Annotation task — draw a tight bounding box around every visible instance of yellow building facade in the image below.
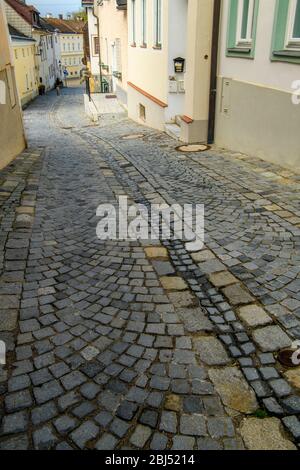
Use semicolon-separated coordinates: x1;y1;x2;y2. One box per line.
45;18;85;81
0;0;26;169
10;29;38;107
59;33;84;78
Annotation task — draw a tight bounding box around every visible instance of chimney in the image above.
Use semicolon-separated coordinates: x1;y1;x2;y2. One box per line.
46;13;53;18
58;14;63;20
67;14;71;20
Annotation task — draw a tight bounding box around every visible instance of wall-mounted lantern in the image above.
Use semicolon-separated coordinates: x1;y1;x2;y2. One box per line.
173;57;185;73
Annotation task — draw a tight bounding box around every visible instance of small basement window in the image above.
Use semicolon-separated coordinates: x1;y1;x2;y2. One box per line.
139;103;146;121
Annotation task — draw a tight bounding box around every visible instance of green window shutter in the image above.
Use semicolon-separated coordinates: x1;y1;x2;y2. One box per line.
271;0;300;63
293;0;300;38
227;0;239;50
226;0;259;59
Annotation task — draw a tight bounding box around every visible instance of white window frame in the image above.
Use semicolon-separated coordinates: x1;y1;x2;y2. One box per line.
153;0;162;48
92;36;99;56
286;0;300;48
131;0;136;45
141;0;147;45
6;67;16;108
236;0;255;46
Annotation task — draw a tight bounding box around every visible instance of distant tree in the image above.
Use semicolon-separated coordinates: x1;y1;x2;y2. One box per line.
69;9;87;22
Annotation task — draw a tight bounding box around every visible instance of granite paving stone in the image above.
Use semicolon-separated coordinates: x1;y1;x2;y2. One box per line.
252;326;292;352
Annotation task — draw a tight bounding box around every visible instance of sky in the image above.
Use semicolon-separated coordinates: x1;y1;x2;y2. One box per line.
33;0;82;17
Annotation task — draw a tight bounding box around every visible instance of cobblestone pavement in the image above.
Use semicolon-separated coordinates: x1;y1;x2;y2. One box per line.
0;87;300;450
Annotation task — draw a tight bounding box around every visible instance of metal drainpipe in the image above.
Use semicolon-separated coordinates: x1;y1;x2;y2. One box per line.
92;4;103;93
207;0;221;145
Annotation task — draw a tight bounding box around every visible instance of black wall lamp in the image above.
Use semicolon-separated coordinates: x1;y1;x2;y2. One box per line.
173;57;185;73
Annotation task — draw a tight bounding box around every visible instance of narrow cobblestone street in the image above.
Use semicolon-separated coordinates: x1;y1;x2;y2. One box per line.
0;87;300;450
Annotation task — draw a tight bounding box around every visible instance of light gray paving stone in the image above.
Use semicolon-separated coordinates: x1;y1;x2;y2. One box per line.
1;411;28;435
33;425;58;450
130;424;152;448
172;436;196;450
70;421;99;449
95;433;118;450
180;414;207;436
194;336;230;365
253;326;292;352
159;411;177;433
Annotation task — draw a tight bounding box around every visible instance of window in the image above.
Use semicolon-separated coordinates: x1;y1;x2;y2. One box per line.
236;0;255;45
272;0;300;63
141;0;147;46
115;38;122;74
153;0;162;48
287;0;300;47
6;67;16;108
131;0;136;45
139;103;146;121
93;36;99;55
14;50;18;59
226;0;259;58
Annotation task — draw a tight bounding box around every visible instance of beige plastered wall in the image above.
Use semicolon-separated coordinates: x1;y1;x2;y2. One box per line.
0;0;26;170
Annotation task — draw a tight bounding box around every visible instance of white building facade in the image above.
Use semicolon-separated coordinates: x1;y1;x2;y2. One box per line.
127;0;300;170
34;25;60;90
95;0;128;104
215;0;300;170
127;0;214;143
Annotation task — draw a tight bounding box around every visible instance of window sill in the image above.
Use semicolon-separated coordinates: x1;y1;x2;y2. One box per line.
153;44;162;50
227;47;251;53
226;47;254;59
273;49;300;58
140;44;147;48
130;43;136;48
271;49;300;64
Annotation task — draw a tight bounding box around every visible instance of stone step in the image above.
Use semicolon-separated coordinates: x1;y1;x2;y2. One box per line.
164;123;181;141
